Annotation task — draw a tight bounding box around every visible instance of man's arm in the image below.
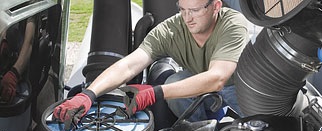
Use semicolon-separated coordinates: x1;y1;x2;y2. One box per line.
87;48;154;97
13;20;35;75
162;60;237;99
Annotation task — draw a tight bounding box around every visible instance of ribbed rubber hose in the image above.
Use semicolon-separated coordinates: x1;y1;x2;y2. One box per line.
236;4;322;116
235;28;320;116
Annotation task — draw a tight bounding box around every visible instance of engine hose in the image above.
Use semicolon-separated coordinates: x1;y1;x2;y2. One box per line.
235;28;320;117
133;13;154;52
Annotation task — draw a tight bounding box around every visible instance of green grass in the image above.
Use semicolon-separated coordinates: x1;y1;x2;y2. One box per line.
132;0;143;7
68;0;93;42
68;0;142;42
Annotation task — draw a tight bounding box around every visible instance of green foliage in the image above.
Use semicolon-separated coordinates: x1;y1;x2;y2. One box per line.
132;0;143;7
68;0;93;42
68;0;142;42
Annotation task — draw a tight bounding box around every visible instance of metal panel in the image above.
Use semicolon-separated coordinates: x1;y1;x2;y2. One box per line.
0;0;55;36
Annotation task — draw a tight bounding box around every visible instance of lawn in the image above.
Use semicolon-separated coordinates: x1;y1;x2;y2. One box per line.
69;0;142;42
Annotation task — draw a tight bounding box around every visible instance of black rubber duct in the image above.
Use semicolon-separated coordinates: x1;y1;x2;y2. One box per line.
235;4;322;116
147;58;180;130
132;12;154;52
140;1;179;130
83;0;131;82
280;1;322;47
143;0;178;29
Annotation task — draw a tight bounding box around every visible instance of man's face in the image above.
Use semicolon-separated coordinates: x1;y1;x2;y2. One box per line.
178;0;216;34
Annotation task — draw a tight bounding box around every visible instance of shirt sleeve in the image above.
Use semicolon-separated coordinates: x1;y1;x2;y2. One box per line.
138;16;179;60
211;10;249;63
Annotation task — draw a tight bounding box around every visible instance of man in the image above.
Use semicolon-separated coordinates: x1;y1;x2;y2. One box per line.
54;0;248;128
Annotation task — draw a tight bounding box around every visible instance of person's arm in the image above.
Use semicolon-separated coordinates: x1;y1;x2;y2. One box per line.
87;48;154;97
162;60;237;99
53;48;154;129
12;20;35;75
0;19;36;103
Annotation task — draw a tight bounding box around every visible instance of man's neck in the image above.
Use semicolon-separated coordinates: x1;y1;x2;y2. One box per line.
192;33;211;47
192;20;217;47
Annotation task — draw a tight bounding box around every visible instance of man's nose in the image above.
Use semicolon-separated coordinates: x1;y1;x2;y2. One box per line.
183;10;193;21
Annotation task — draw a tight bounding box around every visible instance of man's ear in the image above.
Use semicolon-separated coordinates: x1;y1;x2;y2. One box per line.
213;0;223;12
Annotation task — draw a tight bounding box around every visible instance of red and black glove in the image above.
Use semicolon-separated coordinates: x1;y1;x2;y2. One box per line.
0;67;20;103
53;89;96;130
120;84;164;116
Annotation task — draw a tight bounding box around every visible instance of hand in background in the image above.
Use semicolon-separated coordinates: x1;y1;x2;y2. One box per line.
0;67;19;103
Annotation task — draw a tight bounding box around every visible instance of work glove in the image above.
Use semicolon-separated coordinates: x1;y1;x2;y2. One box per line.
120;84;164;116
0;67;20;103
53;89;96;130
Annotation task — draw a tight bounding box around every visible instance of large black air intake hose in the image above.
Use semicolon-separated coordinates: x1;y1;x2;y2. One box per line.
284;0;322;45
236;2;322;117
83;0;131;82
236;28;320;116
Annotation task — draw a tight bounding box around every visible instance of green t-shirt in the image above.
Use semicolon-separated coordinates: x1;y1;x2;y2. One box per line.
139;7;248;84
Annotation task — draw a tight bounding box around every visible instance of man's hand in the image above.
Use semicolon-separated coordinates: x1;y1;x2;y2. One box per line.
0;67;19;103
120;84;164;116
53;90;96;130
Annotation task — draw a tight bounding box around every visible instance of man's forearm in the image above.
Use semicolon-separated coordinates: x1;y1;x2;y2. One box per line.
162;60;236;99
87;48;153;97
162;71;226;99
13;21;35;75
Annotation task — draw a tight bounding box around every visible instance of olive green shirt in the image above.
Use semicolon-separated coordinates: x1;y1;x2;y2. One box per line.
139;7;249;85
